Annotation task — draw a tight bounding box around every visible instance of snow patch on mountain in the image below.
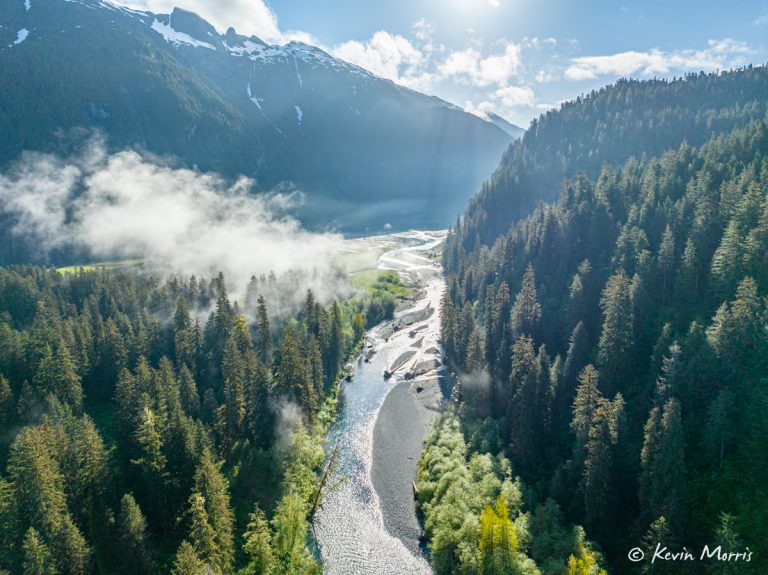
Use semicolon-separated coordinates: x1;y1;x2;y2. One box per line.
295;105;303;125
293;57;303;88
10;28;29;47
151;19;215;50
246;82;263;110
24;0;31;11
225;39;264;57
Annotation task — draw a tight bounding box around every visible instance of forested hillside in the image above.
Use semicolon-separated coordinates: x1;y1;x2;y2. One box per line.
462;66;768;246
429;68;768;574
0;266;402;574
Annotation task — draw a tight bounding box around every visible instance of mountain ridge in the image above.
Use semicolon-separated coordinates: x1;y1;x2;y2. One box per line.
0;0;519;238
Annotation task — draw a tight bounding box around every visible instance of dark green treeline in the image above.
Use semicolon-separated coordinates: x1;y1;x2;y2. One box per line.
0;267;402;574
429;67;768;574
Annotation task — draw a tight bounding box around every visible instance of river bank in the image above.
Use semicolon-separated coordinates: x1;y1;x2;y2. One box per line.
313;230;450;574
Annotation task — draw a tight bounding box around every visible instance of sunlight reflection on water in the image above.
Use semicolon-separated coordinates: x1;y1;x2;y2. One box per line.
313;232;442;575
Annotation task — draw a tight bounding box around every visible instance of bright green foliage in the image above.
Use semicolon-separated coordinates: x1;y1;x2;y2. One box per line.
478;495;520;575
242;505;275;575
275;325;318;417
131;406;168;496
171;540;208;575
270;493;315;574
21;527;56;575
566;546;607;575
418;413;539;575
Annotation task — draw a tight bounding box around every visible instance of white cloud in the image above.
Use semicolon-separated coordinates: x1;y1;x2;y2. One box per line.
494;85;535;108
332;25;530;121
463;99;494;119
412;18;433;42
464;84;535;121
116;0;311;43
438;41;521;88
489;0;501;6
535;69;555;82
565;38;752;80
524;36;558;50
333;31;436;91
333;32;524;95
755;13;768;26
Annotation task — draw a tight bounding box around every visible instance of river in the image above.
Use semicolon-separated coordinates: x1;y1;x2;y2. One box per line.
313;230;450;575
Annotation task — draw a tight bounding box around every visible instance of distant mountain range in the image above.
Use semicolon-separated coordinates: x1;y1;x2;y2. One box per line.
0;0;522;232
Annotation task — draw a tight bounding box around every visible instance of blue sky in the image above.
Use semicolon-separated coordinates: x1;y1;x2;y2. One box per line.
125;0;768;127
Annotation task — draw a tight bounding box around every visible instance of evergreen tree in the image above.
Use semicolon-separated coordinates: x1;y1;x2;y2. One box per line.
641;517;676;575
561;322;590;412
710;219;743;298
171;541;207;575
510;264;542;339
596;270;634;392
178;364;200;417
242;505;275;575
22;527;56;575
325;300;344;383
570;365;602;451
657;224;676;303
0;475;17;572
117;494;154;574
131;406;168;510
466;329;485;373
193;450;235;572
270;492;315;573
219;336;246;450
8;423;90;575
276;326;317;416
582;394;624;540
711;513;744;575
32;344;83;413
173;298;199;371
0;373;14;429
186;492;221;573
640;398;686;534
245;356;273;447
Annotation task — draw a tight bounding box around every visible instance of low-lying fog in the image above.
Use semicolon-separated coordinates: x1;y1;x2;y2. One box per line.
0;138;353;309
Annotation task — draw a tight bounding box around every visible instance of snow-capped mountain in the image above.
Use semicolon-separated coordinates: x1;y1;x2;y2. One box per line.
0;0;516;231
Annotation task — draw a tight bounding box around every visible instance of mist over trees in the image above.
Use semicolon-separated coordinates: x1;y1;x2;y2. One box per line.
430;66;768;574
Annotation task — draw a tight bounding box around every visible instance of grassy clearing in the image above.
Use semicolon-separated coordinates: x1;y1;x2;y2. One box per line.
351;268;410;298
56;259;144;274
